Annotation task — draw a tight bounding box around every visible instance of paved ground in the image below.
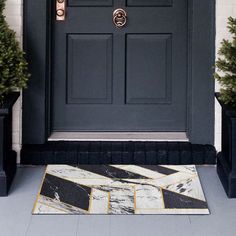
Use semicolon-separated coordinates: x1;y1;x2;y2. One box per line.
0;166;236;236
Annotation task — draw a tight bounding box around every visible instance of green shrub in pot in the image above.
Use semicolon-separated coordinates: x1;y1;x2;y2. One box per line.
215;17;236;198
0;0;30;196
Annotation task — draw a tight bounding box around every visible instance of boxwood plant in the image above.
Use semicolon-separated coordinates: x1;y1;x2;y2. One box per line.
0;0;30;104
215;17;236;107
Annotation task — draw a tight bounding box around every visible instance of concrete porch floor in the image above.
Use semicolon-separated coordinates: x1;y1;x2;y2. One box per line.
0;166;236;236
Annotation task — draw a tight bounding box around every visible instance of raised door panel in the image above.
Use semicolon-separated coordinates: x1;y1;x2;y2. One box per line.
68;0;113;6
127;0;172;7
126;34;172;104
67;34;113;104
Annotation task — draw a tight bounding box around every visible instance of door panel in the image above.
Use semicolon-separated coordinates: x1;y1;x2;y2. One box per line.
126;34;171;104
126;0;172;7
68;0;113;6
67;34;112;104
52;0;188;131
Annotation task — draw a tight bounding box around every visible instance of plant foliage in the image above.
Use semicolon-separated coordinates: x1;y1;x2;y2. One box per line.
215;17;236;107
0;0;30;104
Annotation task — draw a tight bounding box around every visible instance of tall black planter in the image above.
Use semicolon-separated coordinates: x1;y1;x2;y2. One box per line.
0;92;20;196
216;94;236;198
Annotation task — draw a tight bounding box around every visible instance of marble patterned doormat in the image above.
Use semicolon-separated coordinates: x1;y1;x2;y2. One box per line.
33;165;209;215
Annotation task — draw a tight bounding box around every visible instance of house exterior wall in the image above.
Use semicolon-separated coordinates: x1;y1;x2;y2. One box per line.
4;0;23;162
3;0;236;162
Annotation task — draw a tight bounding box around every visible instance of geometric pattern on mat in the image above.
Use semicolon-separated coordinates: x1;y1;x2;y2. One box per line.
33;165;209;215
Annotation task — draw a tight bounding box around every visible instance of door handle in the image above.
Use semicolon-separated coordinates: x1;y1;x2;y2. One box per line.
113;9;127;28
56;0;66;21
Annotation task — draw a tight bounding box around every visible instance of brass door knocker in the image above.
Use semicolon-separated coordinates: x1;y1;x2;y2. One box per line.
113;9;127;28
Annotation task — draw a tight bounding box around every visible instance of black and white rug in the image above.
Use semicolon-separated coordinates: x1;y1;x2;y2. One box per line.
33;165;209;215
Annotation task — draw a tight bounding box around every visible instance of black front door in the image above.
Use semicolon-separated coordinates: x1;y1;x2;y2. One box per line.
52;0;188;132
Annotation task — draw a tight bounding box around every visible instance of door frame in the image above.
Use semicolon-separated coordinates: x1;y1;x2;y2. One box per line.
22;0;215;145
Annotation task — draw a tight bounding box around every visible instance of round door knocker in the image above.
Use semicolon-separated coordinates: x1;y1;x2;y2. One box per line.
113;9;127;28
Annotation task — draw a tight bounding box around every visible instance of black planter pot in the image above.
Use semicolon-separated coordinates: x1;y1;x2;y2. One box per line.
216;93;236;198
0;92;20;196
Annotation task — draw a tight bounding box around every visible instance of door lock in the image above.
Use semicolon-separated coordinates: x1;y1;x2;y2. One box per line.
56;0;66;21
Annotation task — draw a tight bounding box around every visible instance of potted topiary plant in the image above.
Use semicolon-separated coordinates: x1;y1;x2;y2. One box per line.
215;17;236;198
0;0;30;196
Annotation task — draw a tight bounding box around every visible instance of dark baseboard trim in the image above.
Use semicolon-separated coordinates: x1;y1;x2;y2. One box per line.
217;152;236;198
21;141;216;165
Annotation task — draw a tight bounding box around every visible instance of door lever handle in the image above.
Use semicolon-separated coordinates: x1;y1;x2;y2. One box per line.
56;0;66;21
